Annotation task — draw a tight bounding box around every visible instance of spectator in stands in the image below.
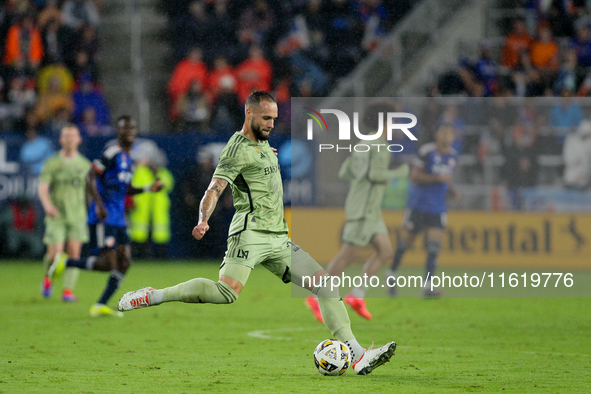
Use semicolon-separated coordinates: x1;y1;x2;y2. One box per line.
38;0;62;30
501;120;539;210
41;18;70;65
554;48;586;95
356;0;389;51
324;0;363;77
563;119;591;189
20;127;54;175
473;40;498;96
47;107;71;136
176;80;210;131
209;1;236;61
530;24;560;73
168;47;208;118
548;89;583;141
513;50;546;97
70;50;99;83
34;75;74;124
77;106;111;136
289;52;329;96
569;20;591;67
209;77;241;132
37;60;74;94
236;45;272;103
61;0;100;30
7;76;36;117
72;26;99;63
172;1;212;61
501;18;533;69
457;62;486;97
3;13;44;74
239;0;275;48
207;55;237;101
0;196;44;258
72;73;109;125
545;0;575;37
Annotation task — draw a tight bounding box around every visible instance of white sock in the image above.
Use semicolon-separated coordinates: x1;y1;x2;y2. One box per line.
351;286;366;298
345;338;365;363
150;289;164;305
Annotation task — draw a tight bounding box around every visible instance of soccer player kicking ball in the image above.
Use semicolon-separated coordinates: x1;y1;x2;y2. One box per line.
48;116;163;317
118;91;396;375
306;101;409;321
39;125;91;302
386;123;459;297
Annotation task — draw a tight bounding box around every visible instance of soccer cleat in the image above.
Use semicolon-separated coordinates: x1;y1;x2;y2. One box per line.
344;293;372;320
305;296;324;323
352;341;397;375
47;252;68;281
62;289;78;302
90;303;124;317
422;280;442;298
41;275;52;298
117;287;156;311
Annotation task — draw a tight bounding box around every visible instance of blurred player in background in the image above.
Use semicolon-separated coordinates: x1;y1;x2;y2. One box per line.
118;91;397;375
48;116;163;316
306;101;409;322
386;123;459;297
39;125;91;302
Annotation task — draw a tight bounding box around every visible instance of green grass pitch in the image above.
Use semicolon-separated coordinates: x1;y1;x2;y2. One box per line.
1;261;590;393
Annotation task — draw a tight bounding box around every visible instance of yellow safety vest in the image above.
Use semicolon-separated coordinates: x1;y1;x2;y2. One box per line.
129;165;174;244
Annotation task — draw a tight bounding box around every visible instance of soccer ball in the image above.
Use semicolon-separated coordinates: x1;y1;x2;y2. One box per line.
313;339;351;376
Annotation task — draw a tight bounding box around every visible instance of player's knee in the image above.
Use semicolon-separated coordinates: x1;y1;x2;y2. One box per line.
426;239;442;255
118;256;132;273
379;245;394;262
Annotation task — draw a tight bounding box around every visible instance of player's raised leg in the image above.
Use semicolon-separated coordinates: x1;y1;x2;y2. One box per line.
306;242;358;323
291;244;396;375
118;265;245;310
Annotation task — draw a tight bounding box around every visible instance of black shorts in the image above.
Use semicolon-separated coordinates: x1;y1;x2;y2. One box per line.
88;223;130;255
403;209;446;235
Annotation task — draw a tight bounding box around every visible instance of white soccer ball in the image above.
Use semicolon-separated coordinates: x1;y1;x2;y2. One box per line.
313;339;351;376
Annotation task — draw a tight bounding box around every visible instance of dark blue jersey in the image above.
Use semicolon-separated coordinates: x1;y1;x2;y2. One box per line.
88;144;134;227
407;143;457;214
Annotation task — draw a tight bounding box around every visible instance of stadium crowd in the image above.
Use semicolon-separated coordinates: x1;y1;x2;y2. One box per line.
162;0;417;131
0;0;109;136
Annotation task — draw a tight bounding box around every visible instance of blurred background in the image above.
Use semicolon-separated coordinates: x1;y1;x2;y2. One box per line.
1;0;591;265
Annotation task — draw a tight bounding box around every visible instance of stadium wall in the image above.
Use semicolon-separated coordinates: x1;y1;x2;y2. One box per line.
289;208;591;269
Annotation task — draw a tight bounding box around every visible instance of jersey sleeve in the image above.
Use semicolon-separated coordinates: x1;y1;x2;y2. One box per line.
92;150;117;175
213;146;249;184
38;156;54;184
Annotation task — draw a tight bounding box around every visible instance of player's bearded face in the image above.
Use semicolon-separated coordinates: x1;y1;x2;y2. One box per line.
250;101;277;141
251;118;270;141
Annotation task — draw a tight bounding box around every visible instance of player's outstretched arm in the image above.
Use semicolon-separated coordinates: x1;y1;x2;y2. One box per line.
86;166;107;220
192;177;228;240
